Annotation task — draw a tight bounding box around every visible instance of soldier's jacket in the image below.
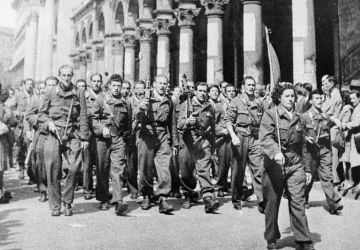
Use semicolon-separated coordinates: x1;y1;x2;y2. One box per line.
260;105;305;164
39;84;89;140
224;94;263;136
322;87;342;118
26;95;48;134
178;96;215;137
0;103;16;130
301;107;332;145
209;98;227;137
85;89;102;134
91;92;131;137
134;89;179;147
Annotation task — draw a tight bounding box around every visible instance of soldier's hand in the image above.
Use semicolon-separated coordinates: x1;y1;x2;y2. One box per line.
221;128;229;135
48;122;57;133
26;131;33;141
305;136;315;144
172;147;178;156
139;99;149;110
187;116;197;125
231;135;241;146
81;141;89;150
102;127;110;138
305;173;312;185
274;152;285;166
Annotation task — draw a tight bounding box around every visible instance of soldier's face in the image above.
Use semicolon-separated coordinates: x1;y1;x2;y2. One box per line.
59;68;73;87
196;85;208;102
209;87;219;101
121;83;131;97
220;82;228;94
154;77;167;95
38;83;46;96
24;80;34;93
91;75;102;92
311;94;323;109
109;80;122;97
226;87;236;99
187;82;195;92
350;93;360;107
134;83;145;98
280;89;296;110
77;81;86;89
243;79;256;96
46;79;58;88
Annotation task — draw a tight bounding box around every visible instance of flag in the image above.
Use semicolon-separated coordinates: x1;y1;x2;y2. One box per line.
265;26;281;91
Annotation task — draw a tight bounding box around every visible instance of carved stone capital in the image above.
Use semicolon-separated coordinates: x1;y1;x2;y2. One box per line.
137;27;154;42
123;33;137;48
174;8;201;27
112;39;124;54
201;0;229;16
154;19;176;36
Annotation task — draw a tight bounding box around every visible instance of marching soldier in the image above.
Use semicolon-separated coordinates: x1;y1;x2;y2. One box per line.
178;82;220;213
302;89;343;214
135;75;178;214
224;76;264;211
39;65;89;216
91;75;130;215
260;83;314;250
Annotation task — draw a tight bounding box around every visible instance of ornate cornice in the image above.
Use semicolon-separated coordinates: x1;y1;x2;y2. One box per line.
201;0;229;16
174;8;201;27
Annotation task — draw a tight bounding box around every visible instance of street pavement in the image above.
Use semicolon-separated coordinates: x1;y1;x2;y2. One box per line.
1;168;360;250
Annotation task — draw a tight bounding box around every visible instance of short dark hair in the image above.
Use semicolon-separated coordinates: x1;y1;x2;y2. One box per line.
122;80;131;87
303;82;313;93
109;74;123;83
24;78;35;85
134;80;146;88
76;79;87;88
58;65;73;75
271;83;297;106
242;76;256;85
341;90;351;106
220;81;228;88
44;76;59;85
225;84;236;91
309;89;323;99
196;82;208;91
90;73;103;81
209;85;220;92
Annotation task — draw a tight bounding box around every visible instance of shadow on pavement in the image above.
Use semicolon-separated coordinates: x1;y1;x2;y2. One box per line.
0;208;25;248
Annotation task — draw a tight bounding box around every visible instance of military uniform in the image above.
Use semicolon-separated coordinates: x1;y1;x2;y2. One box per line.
134;90;178;199
91;92;130;205
260;105;312;245
177;96;215;199
302;107;342;211
39;84;88;214
223;94;264;205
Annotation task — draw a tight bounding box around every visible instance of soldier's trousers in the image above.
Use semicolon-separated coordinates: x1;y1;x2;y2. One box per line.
231;133;263;203
15;127;35;181
44;134;82;210
96;135;127;203
127;139;138;195
137;130;172;197
216;137;233;191
180;135;214;198
262;154;312;243
81;135;96;195
304;144;341;209
34;133;47;192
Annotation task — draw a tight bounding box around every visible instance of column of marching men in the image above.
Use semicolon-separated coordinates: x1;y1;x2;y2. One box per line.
4;64;360;250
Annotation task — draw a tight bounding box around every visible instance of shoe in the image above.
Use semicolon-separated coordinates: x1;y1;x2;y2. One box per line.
173;190;182;199
115;202;128;216
141;196;151;210
190;191;199;202
305;200;310;209
233;201;242;210
182;198;192;209
130;193;138;200
258;202;265;214
18;170;24;180
39;192;48;202
64;203;73;216
150;195;160;204
34;187;40;193
51;209;61;216
217;189;225;198
159;198;173;214
84;194;92;200
204;197;220;213
298;242;315;250
0;196;10;204
3;191;12;199
267;242;278;249
329;202;344;215
100;202;110;211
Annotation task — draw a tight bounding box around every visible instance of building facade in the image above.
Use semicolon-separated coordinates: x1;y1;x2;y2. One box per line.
0;26;14;86
10;0;360;88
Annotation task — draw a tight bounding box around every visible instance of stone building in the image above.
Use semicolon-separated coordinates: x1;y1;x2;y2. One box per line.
10;0;360;88
0;26;14;85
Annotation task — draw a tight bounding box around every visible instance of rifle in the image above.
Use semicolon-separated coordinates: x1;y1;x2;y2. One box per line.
24;129;35;167
52;125;71;166
193;125;212;145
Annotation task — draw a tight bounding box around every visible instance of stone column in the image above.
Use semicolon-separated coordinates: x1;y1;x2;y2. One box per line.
104;35;114;75
243;0;263;85
78;52;87;80
24;11;38;79
155;19;174;76
123;27;137;82
41;0;55;79
137;24;154;81
175;7;200;81
71;53;80;82
112;37;125;77
85;47;92;81
91;42;98;74
201;0;229;85
292;0;317;88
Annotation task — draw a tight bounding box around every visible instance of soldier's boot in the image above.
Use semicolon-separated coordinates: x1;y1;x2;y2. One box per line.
182;192;192;209
204;197;220;213
159;197;173;214
63;203;73;216
298;242;315;250
51;209;61;217
217;188;225;197
329;199;344;215
233;200;242;210
18;166;25;180
141;196;151;210
267;242;278;250
115;201;128;216
39;192;48;202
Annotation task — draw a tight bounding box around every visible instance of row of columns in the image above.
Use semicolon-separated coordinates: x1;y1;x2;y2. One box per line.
71;0;317;87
